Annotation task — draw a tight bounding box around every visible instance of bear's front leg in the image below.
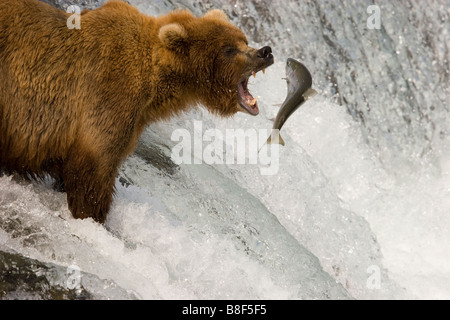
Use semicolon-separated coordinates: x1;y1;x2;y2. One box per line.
63;151;117;224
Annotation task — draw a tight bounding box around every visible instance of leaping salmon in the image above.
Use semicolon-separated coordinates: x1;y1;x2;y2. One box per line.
266;58;317;146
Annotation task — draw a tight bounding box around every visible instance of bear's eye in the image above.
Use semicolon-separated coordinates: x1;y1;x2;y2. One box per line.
223;46;239;57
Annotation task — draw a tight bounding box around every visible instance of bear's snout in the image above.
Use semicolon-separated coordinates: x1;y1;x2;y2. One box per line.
254;46;274;69
257;46;273;60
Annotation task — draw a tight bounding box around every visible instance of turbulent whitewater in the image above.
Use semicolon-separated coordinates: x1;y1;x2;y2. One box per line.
1;0;449;299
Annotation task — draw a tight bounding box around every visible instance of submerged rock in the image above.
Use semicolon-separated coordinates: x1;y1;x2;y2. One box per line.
0;250;137;300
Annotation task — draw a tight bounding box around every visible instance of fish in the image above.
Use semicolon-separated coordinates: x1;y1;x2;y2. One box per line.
266;58;318;146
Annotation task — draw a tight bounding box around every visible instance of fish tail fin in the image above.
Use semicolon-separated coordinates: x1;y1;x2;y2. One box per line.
266;130;285;146
303;88;318;100
278;133;286;146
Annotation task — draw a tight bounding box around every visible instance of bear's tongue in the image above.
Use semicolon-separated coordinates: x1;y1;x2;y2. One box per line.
238;78;259;116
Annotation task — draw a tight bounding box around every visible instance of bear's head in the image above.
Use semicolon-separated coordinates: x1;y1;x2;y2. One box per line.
158;9;274;117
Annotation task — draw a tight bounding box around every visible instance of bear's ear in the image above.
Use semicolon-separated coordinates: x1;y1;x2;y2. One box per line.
203;9;229;22
159;23;189;53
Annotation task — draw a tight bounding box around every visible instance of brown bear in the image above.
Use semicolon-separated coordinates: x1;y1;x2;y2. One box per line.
0;0;274;223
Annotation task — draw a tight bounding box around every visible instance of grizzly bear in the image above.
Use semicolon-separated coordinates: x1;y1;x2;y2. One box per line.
0;0;274;223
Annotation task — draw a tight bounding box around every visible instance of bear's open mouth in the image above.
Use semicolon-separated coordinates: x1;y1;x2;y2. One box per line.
237;75;260;116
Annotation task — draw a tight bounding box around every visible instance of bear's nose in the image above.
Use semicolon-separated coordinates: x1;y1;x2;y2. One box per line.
257;46;272;59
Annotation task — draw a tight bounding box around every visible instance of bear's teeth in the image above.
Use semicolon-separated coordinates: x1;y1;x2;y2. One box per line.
252;71;256;78
263;69;266;75
248;97;258;106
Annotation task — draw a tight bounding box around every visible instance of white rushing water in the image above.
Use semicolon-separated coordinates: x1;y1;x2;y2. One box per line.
1;0;449;299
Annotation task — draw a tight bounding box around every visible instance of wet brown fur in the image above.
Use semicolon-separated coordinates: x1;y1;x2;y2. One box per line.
0;0;268;223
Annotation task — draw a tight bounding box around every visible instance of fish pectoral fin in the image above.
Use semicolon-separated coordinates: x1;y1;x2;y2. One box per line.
302;88;318;100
